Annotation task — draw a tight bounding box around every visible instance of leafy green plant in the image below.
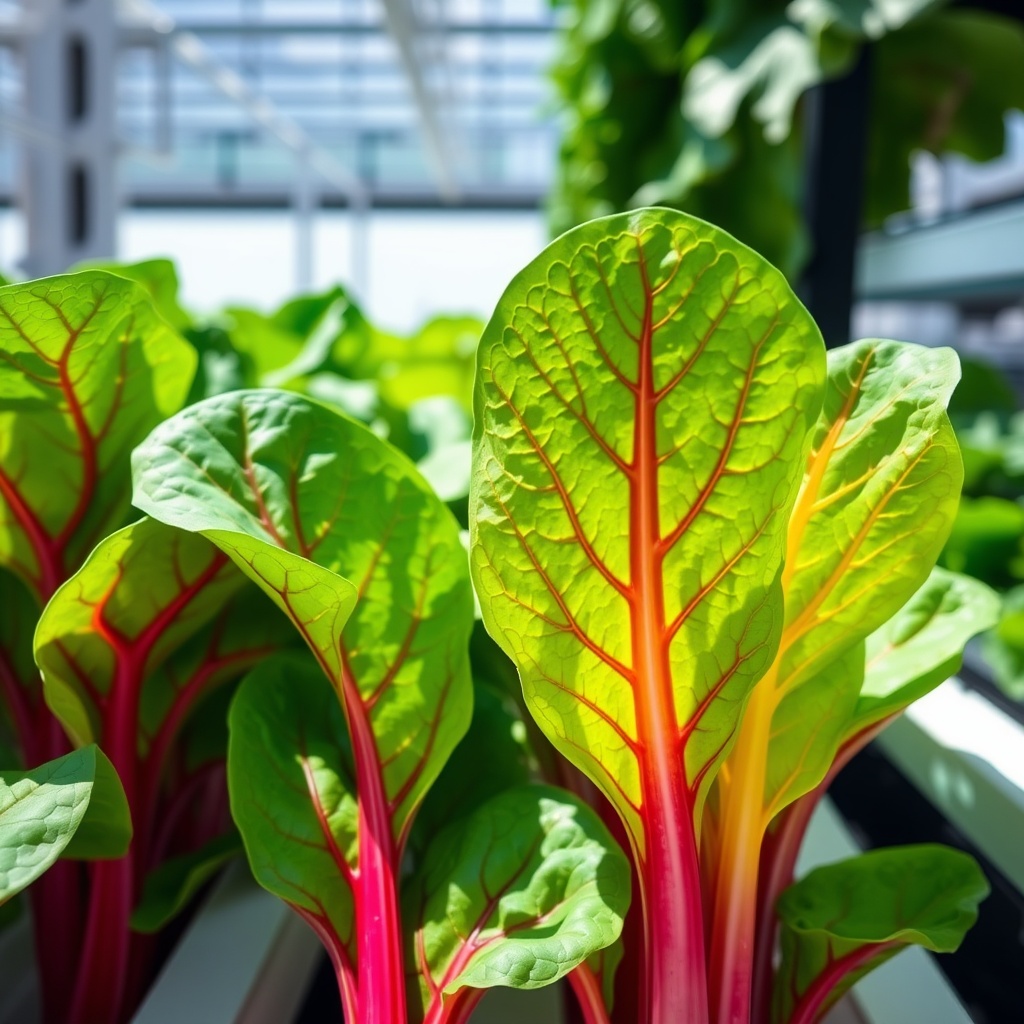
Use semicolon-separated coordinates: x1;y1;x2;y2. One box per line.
0;270;296;1024
471;208;993;1022
0;209;999;1024
130;390;632;1024
551;0;1024;278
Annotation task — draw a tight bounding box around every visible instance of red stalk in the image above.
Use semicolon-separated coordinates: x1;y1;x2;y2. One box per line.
342;665;406;1024
785;943;894;1024
424;988;486;1024
630;242;709;1023
569;963;613;1024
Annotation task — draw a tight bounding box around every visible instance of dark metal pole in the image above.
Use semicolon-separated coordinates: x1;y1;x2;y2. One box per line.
799;46;873;348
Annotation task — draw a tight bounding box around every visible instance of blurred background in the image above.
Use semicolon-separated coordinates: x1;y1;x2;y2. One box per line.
1;4;1023;1020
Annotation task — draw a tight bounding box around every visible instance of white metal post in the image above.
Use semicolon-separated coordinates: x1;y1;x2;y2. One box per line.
20;0;118;277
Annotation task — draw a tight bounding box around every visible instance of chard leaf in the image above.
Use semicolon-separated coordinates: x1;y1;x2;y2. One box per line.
133;389;474;844
131;831;241;933
406;785;630;1019
228;656;359;982
34;517;289;857
749;340;963;821
855;568;1000;736
471;206;823;851
0;272;195;600
778;340;962;692
773;845;988;1024
0;747;94;904
62;746;132;860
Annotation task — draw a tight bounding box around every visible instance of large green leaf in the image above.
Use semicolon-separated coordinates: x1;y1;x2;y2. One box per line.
77;258;193;333
0;747;95;905
773;845;987;1024
228;656;359;1002
133;389;474;845
0;271;195;600
472;208;822;1016
472;207;822;847
405;785;631;1022
35;519;243;753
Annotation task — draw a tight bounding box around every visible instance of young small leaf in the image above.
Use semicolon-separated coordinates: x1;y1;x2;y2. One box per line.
406;785;631;1022
774;845;988;1024
0;272;195;600
0;747;95;904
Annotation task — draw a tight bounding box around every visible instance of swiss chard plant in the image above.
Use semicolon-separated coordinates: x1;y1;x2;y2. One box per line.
0;271;297;1024
130;388;632;1024
470;207;994;1023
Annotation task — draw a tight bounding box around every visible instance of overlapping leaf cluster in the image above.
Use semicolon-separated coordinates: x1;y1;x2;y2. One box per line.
550;0;1024;278
0;258;631;1024
0;206;1002;1024
471;207;994;1023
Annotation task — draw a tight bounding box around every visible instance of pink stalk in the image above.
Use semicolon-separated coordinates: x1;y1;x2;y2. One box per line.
343;666;406;1024
569;963;613;1024
786;944;895;1024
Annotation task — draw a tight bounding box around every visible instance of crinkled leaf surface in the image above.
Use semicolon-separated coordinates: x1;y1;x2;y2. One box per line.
856;568;1000;734
773;845;988;1024
406;785;630;1018
78;258;193;333
471;208;823;851
0;746;93;904
133;389;473;841
228;656;358;963
0;271;195;599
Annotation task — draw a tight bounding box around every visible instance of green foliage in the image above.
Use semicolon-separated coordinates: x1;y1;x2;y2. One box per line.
550;0;1024;278
0;746;130;906
130;831;241;934
774;845;988;1024
470;207;986;1021
406;786;631;1015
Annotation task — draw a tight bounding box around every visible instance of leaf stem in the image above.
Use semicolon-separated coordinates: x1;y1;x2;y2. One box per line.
568;963;612;1024
342;666;406;1024
709;675;774;1024
786;943;894;1024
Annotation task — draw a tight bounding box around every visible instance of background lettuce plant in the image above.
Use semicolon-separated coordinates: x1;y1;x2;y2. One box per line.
470;207;994;1023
